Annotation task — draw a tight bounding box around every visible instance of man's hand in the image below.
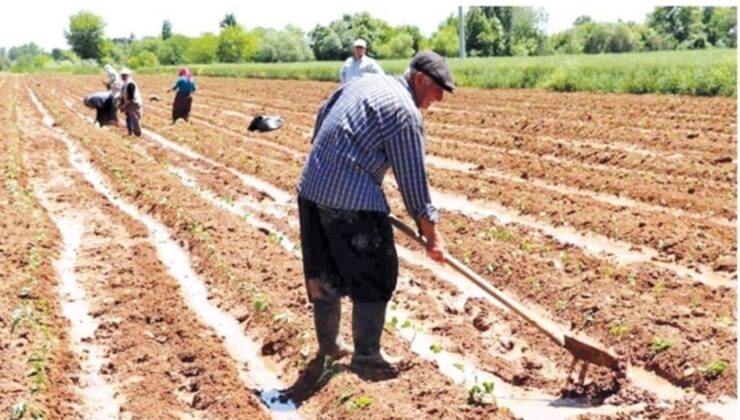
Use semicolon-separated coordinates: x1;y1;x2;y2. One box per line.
419;217;445;263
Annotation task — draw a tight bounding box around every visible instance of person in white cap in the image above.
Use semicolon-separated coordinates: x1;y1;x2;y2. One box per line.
119;68;143;136
339;38;384;85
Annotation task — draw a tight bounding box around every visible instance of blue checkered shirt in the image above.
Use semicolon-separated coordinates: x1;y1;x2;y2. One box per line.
298;74;438;223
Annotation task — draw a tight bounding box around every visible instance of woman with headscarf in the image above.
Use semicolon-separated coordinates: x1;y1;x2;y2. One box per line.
171;67;196;123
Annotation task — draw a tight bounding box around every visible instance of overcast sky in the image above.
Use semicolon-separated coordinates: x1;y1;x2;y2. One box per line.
0;0;734;51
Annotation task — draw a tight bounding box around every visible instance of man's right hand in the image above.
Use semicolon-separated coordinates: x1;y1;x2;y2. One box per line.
419;217;446;263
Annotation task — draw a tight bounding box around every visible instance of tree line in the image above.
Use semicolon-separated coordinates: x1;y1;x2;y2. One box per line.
0;6;735;72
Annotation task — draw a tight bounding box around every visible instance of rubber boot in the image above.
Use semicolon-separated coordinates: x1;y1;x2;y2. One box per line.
350;301;403;370
313;300;352;359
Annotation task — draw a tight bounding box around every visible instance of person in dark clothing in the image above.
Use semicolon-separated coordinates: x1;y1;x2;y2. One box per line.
172;67;196;123
83;91;118;126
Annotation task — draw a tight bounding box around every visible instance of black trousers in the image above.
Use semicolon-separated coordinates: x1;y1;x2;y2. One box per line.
298;196;398;303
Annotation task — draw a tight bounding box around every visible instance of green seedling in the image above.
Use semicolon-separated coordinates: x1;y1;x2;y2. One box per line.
430;343;444;354
463;249;472;264
453;362;465;371
650;336;674;354
351;395;374;409
689;297;700;309
609;322;630;341
627;275;637;287
528;278;542;292
520;241;538;253
555;300;568;311
486;262;498;274
699;360;728;378
253;294;268;313
401;320;412;329
268;231;283;245
468;380;495;406
653;281;666;298
602;265;615;278
10;401;27;420
390;303;398;311
292;243;302;252
273;311;294;324
316;355;341;386
582;308;596;326
384;316;399;331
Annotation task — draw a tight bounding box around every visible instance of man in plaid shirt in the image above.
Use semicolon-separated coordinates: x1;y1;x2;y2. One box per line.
298;51;454;370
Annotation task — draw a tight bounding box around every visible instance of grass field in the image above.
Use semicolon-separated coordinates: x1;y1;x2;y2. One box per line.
138;49;737;96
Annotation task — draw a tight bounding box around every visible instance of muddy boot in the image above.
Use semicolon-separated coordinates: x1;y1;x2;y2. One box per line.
350;301;403;370
314;300;352;359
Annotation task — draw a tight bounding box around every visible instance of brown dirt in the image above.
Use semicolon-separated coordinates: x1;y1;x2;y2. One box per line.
4;73;735;418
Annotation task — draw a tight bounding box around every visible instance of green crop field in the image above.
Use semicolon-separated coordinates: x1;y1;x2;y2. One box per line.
138;49;736;97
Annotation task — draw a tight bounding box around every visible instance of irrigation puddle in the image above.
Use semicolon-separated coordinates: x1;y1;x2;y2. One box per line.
426;154;735;229
37;91;300;419
45;214;120;419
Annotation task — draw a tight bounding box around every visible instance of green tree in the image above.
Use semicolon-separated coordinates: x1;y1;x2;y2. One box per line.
8;43;43;61
184;33;219;63
573;15;593;26
217;25;258;62
466;7;505;56
308;25;344;60
158;35;190;65
127;50;159;68
254;26;314;62
162;20;172;40
704;7;737;47
647;6;705;48
65;10;106;60
220;13;237;28
375;32;414;59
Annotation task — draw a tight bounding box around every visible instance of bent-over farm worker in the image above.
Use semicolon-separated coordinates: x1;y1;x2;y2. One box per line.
339;38;385;85
298;51;454;370
119;68;143;137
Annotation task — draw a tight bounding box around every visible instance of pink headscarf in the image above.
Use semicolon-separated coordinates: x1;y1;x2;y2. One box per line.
178;67;192;80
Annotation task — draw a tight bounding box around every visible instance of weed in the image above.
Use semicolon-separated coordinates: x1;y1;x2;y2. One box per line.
650;336;674;354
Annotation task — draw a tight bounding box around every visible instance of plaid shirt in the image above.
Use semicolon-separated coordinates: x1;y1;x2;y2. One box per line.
298;74;438;223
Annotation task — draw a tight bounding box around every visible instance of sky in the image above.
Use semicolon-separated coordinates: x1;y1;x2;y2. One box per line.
0;0;735;52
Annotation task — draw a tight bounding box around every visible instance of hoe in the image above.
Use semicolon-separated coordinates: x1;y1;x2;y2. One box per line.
389;215;624;383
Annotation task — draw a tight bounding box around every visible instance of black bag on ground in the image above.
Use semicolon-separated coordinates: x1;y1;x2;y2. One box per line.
248;115;284;132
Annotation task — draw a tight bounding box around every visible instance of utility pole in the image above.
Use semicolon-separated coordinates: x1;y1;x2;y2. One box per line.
458;6;466;59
